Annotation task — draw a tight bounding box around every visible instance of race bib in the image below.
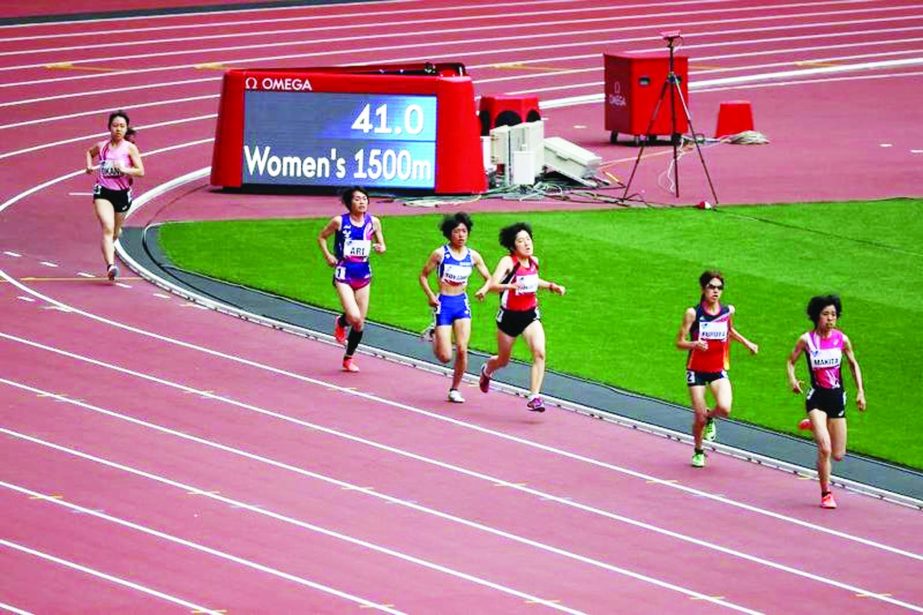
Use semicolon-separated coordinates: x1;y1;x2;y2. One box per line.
698;320;728;340
809;348;842;369
100;160;123;177
516;274;539;294
442;263;472;284
344;238;371;258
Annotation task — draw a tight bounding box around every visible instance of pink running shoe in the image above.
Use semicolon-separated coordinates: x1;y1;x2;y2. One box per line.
334;316;347;346
526;396;546;413
342;357;360;373
820;493;837;509
798;418;812;431
478;364;490;393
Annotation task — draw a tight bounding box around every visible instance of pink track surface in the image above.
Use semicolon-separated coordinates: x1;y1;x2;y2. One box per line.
1;1;921;613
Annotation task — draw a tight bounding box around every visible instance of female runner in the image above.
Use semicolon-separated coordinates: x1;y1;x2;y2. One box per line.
317;187;385;372
418;212;491;403
477;222;566;412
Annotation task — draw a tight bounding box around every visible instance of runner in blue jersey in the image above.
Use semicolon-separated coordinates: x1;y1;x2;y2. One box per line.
317;187;385;372
418;213;491;403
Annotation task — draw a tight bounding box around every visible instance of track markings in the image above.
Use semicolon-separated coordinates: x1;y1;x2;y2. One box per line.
0;384;771;612
1;539;222;614
3;251;21;257
493;62;567;72
44;62;121;72
3;479;407;613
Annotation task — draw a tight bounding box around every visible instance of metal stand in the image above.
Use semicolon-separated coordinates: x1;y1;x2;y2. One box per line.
622;33;719;204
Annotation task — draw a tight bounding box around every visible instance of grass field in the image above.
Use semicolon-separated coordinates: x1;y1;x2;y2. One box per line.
158;198;923;469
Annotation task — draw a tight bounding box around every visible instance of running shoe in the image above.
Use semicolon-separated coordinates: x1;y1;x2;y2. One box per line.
420;324;435;344
106;264;119;281
526;396;546;413
341;357;360;373
691;451;706;468
820;492;837;509
703;418;717;442
798;418;812;431
447;389;465;403
334;316;347;346
478;364;491;393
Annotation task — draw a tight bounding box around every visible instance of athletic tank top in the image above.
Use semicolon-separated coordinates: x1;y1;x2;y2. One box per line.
96;140;132;191
500;257;539;311
687;302;732;372
438;245;473;287
334;213;375;263
804;329;844;390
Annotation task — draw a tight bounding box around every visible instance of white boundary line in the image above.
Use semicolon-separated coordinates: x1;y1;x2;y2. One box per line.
0;482;407;614
2;325;922;574
2;13;920;89
0;1;902;58
0;421;761;613
114;168;923;513
3;376;921;611
0;539;221;613
0;599;32;615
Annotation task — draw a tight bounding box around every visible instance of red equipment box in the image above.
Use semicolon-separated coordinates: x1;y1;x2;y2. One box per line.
604;53;688;144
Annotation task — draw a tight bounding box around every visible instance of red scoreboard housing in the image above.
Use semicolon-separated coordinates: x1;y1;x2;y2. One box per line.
211;63;486;194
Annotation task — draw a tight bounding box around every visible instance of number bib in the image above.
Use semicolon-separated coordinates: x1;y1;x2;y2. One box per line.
516;274;539;294
698;320;728;340
344;238;371;259
441;263;471;285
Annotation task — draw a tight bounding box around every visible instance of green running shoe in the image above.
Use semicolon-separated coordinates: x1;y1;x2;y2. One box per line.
691;451;706;468
703;418;717;442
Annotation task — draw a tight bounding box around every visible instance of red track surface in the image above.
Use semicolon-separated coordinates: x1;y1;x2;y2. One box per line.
1;1;921;613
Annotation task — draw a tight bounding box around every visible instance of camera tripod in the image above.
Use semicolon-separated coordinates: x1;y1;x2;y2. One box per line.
622;32;719;204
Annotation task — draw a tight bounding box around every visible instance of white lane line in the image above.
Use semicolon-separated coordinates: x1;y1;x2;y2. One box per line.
67;192;93;196
76;272;95;278
0;481;405;614
15;296;35;302
0;0;736;42
0;282;920;565
3;251;21;257
0;600;33;615
115;283;132;289
2;12;919;91
0;539;220;613
0;0;894;59
0;466;573;614
0;116;215;161
0;138;213;216
39;262;58;268
0;379;773;611
0;94;217;131
1;361;921;613
3;3;917;72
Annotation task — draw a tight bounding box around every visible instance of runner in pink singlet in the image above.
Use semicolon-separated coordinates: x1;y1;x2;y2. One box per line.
84;110;144;280
786;294;866;509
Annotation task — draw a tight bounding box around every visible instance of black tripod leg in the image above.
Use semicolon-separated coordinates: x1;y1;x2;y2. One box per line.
622;78;671;200
674;86;720;205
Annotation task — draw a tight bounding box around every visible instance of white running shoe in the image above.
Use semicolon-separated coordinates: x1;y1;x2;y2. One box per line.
447;389;465;403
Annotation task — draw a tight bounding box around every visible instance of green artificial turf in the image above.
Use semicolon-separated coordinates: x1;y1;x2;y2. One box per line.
158;198;923;469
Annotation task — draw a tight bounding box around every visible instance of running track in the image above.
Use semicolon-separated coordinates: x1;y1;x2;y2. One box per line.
1;1;921;612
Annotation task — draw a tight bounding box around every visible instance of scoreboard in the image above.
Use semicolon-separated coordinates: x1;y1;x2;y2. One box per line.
211;64;486;194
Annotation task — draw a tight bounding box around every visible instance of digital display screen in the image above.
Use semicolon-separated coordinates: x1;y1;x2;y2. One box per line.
242;91;438;189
